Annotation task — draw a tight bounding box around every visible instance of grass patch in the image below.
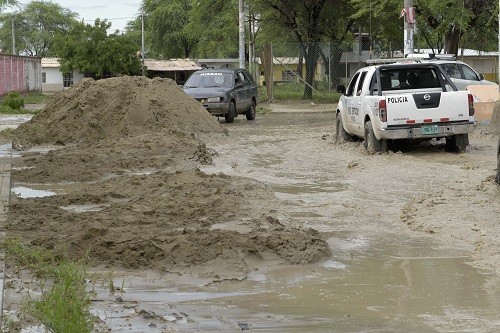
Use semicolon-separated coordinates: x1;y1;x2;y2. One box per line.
0;105;37;114
3;239;95;333
22;92;51;104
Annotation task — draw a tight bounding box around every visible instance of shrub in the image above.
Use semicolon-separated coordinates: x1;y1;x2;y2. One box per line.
1;91;25;110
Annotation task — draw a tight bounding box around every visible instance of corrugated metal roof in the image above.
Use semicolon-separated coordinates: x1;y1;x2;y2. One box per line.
145;59;201;72
41;57;60;68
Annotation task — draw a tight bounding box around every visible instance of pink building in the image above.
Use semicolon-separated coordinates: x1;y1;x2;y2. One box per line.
0;54;42;96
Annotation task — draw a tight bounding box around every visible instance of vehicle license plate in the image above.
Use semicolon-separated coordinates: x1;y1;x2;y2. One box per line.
421;125;438;135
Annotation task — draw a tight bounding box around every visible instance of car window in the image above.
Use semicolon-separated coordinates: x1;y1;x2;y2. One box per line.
442;63;462;79
460;64;479;81
236;72;246;86
379;68;441;90
356;71;367;95
184;72;233;88
346;72;360;96
242;71;256;86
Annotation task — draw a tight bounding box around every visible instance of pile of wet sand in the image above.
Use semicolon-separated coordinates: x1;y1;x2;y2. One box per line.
13;76;225;145
6;76;329;279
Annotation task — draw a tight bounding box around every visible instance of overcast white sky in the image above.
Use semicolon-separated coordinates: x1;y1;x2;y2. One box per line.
19;0;143;32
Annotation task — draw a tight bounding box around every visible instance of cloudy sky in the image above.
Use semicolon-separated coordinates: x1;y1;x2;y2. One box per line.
19;0;143;32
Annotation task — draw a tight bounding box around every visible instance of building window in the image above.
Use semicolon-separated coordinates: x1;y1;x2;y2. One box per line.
42;72;46;83
63;72;73;88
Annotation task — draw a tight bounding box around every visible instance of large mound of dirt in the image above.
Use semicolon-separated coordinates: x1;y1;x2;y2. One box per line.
7;76;330;280
13;76;225;145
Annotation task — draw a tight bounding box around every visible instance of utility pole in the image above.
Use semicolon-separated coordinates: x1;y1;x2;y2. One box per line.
11;16;15;55
403;0;414;56
238;0;245;69
141;10;145;76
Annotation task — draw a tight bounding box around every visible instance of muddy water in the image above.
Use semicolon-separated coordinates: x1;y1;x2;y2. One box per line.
85;112;498;332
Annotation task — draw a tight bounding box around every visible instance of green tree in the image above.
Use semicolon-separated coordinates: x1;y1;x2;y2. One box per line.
252;0;335;99
186;0;239;58
0;1;77;56
54;19;141;79
0;0;17;11
351;0;498;55
141;0;195;58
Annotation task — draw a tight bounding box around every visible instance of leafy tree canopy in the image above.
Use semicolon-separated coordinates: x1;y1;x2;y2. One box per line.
351;0;499;55
0;0;77;56
186;0;239;58
142;0;195;58
54;19;141;79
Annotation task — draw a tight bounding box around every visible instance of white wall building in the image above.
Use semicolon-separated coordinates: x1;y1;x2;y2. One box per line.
41;58;84;92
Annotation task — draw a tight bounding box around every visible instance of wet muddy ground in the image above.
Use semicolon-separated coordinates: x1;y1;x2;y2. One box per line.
5;110;500;332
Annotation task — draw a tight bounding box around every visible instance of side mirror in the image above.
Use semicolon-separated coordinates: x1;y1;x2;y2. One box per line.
479;74;485;81
336;85;346;94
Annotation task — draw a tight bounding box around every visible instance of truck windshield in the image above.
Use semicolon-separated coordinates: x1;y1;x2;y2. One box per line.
379;68;441;91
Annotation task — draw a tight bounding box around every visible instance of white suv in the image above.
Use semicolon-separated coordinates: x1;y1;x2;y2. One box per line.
406;54;496;90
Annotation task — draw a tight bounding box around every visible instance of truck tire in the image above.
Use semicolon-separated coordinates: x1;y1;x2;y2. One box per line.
445;134;469;153
225;102;236;123
336;113;354;143
364;120;383;152
246;101;256;120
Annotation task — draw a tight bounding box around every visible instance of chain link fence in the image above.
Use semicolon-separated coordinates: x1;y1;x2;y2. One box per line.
254;41;497;101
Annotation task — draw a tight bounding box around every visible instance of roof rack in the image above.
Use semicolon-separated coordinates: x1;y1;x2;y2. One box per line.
366;53;457;65
405;53;457;60
366;57;415;64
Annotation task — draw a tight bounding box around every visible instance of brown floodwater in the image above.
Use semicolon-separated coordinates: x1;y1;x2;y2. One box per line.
85;112;499;332
8;112;499;332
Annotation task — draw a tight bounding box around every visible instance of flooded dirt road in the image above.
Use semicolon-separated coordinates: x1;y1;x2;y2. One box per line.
86;111;499;332
4;103;499;332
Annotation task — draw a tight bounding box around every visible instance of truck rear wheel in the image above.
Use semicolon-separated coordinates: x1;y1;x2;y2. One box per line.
364;120;384;152
445;134;469;153
336;113;354;143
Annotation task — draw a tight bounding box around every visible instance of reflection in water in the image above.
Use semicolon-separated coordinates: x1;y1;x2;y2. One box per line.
11;186;56;198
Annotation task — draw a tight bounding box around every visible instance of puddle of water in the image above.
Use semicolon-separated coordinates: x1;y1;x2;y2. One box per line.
11;186;56;198
0;143;11;156
272;181;347;194
83;234;498;332
60;204;106;212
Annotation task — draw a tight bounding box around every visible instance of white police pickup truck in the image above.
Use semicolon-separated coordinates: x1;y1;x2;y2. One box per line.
335;62;476;153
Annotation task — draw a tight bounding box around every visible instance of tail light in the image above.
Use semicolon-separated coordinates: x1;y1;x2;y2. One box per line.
468;93;475;116
379;99;387;122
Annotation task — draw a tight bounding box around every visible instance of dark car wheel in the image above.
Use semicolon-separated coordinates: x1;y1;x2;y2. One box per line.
225;102;236;123
445;134;469;153
246;101;256;120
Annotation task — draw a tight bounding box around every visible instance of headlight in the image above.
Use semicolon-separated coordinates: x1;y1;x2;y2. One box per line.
207;97;222;103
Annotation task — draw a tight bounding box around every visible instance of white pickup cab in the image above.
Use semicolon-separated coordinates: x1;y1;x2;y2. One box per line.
336;63;475;152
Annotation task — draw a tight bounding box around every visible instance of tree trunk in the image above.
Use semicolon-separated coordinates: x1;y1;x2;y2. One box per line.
444;26;461;55
303;42;319;99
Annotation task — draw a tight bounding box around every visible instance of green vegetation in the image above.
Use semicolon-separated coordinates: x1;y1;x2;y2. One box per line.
2;239;95;332
0;91;42;114
23;92;51;104
1;91;24;109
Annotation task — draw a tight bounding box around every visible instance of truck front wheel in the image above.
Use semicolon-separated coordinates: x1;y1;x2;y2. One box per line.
336;113;354;143
364;120;386;153
445;134;469;153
